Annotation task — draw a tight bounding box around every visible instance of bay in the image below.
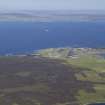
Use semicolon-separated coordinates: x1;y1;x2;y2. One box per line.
0;21;105;55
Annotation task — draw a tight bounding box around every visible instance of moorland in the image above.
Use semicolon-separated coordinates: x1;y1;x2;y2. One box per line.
0;48;105;105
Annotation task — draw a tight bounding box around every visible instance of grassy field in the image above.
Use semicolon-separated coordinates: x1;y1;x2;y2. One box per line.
65;55;105;105
0;48;104;105
37;48;105;105
66;54;105;72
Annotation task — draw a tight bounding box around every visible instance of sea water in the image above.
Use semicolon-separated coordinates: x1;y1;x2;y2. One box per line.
0;21;105;55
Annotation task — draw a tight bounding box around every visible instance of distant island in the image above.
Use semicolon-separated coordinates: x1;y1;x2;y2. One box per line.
0;10;105;21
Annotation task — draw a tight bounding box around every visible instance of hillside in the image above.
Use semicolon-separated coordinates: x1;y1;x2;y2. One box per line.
35;47;105;104
0;48;105;105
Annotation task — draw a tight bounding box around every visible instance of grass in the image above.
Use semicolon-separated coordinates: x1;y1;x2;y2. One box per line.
16;71;32;77
0;48;105;105
12;103;19;105
66;55;105;72
37;48;105;104
37;48;105;72
37;48;70;58
66;55;105;104
77;87;105;105
55;102;75;105
75;71;105;82
0;83;49;93
70;55;105;105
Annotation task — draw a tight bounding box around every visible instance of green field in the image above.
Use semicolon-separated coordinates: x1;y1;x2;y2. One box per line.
37;48;105;105
64;55;105;104
66;55;105;72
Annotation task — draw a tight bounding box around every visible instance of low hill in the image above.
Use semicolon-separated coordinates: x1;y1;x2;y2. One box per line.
0;48;105;105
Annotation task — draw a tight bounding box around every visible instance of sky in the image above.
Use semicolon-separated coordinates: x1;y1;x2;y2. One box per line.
0;0;105;11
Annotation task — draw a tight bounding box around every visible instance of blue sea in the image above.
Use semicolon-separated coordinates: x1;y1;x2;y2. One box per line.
0;21;105;55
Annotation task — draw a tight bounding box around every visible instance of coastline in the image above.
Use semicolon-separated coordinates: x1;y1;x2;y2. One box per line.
1;47;105;57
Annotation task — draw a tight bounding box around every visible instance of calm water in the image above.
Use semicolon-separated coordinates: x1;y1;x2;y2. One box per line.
0;21;105;55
